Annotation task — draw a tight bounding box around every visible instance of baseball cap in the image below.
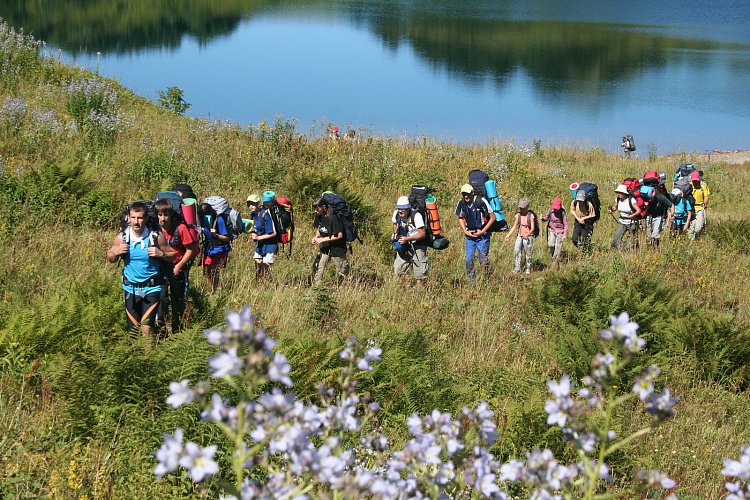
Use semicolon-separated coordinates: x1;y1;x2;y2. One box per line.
671;188;682;196
575;191;587;202
518;197;530;210
396;196;411;209
246;194;261;204
552;198;562;210
460;184;474;194
690;171;700;181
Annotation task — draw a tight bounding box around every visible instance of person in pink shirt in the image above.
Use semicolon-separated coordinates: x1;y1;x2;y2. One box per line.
541;197;568;261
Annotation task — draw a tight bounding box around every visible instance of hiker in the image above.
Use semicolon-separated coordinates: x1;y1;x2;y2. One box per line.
608;184;643;251
155;199;198;333
687;171;710;241
455;184;495;284
392;196;428;288
329;126;341;141
570;191;596;251
199;202;231;292
505;198;536;274
540;197;568;261
107;202;176;343
668;188;692;237
621;135;635;159
311;197;349;286
247;194;277;281
640;186;672;248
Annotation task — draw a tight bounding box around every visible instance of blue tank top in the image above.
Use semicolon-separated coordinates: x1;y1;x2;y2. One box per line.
122;227;162;295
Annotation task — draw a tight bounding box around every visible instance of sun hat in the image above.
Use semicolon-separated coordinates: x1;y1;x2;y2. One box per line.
690;171;701;181
396;196;411;209
671;188;682;196
460;184;474;194
518;197;530;210
575;190;587;202
246;194;261;204
614;184;629;195
552;198;562;210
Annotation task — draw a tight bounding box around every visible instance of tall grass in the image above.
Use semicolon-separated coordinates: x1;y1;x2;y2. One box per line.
1;19;749;498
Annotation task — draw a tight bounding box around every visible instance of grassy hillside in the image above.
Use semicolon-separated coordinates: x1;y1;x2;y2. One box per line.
1;19;750;498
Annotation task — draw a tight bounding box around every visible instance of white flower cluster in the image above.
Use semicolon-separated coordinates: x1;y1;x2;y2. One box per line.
155;308;687;499
723;446;750;499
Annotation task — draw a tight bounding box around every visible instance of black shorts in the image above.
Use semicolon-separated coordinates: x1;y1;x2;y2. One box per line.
124;290;162;332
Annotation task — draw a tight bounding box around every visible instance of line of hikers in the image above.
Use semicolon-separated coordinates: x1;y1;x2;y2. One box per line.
107;164;710;341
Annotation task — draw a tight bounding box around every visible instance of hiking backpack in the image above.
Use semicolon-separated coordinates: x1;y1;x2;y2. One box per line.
627;134;636;151
408;185;450;250
468;170;490;198
675;163;696;181
577;182;601;223
673;178;697;208
321;192;360;249
262;195;295;254
203;196;244;241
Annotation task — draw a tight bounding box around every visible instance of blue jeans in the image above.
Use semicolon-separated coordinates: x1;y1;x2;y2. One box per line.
464;235;491;283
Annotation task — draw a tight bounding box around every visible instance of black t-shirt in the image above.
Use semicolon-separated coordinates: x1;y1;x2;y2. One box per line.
317;214;348;257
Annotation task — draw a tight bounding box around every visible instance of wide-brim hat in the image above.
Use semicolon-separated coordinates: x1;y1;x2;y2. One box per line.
396;196;411;209
614;184;629;195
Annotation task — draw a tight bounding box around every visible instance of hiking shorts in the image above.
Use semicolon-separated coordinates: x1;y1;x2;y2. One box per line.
394;247;429;280
202;253;229;268
254;252;276;265
124;290;161;332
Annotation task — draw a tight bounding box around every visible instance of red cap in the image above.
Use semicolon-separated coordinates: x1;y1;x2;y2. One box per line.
333;126;339;132
690;171;700;181
552;198;562;210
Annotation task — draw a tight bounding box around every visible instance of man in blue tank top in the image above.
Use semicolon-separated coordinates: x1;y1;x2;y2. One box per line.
107;202;176;346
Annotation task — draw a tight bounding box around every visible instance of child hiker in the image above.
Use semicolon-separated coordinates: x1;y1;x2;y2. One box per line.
541;197;568;261
505;197;536;274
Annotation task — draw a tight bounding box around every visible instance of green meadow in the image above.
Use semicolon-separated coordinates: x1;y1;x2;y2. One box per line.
1;19;750;499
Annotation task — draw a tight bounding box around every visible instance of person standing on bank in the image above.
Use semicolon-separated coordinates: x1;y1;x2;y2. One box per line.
311;197;349;286
455;184;495;284
505;197;536;274
107;202;176;345
392;196;428;288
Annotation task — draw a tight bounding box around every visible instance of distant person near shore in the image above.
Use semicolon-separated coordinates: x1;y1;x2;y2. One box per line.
621;135;635;159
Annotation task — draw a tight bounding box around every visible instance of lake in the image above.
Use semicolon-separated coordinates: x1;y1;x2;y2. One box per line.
3;0;749;154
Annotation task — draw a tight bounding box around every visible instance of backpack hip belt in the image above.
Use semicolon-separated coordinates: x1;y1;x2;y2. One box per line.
122;274;166;288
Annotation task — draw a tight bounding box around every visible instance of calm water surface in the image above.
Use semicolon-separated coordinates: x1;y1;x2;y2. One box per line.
4;0;749;153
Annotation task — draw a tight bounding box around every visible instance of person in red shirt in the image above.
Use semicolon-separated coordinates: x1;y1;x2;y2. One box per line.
155;199;198;333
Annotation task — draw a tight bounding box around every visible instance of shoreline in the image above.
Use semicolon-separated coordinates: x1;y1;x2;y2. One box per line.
664;149;750;165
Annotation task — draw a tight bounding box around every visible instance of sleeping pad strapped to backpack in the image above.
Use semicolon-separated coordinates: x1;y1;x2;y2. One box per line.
408;185;449;250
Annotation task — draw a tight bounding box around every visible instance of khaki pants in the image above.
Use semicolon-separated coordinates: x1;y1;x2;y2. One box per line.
313;252;349;286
